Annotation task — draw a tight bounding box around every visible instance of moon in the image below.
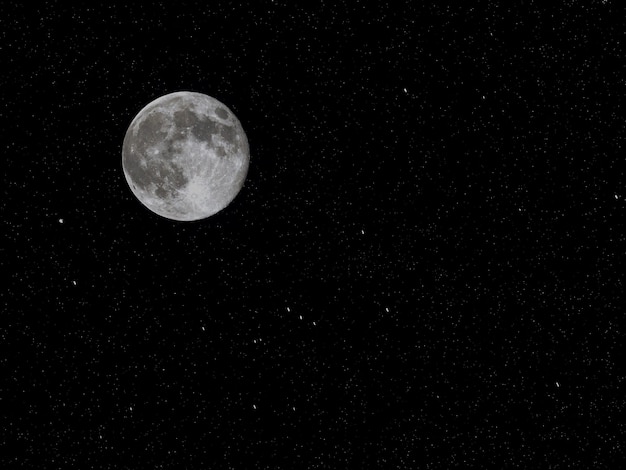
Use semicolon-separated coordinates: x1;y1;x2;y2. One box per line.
122;91;250;221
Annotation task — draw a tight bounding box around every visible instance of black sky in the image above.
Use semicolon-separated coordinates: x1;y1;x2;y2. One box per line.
3;1;626;469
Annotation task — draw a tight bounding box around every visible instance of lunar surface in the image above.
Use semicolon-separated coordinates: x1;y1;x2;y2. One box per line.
122;91;250;221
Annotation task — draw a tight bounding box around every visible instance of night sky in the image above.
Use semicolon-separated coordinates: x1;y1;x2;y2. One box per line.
3;1;626;468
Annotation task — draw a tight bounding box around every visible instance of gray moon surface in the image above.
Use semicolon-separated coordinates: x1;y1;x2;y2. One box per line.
122;91;250;221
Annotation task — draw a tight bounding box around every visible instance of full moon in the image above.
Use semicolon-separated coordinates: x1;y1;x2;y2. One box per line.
122;91;250;221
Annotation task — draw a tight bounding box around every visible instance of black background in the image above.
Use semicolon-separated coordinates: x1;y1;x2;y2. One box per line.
3;1;626;468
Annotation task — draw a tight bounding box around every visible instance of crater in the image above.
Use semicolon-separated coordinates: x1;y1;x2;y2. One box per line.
215;107;229;120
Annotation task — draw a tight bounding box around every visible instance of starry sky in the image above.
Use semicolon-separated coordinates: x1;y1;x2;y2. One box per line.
3;1;626;468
